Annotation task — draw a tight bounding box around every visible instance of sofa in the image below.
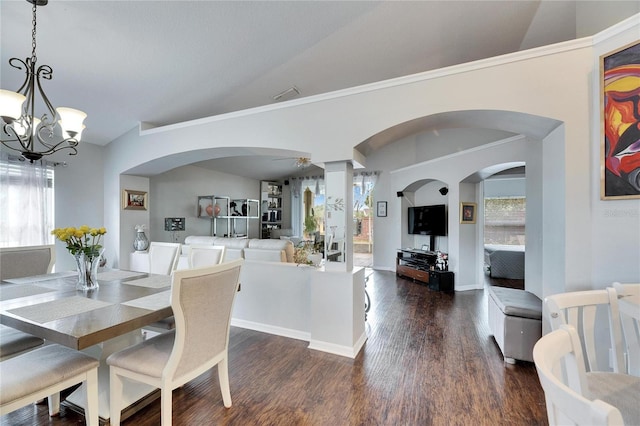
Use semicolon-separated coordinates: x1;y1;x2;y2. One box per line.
176;235;295;269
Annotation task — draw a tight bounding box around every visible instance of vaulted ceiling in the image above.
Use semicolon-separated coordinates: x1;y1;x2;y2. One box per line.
1;1;637;178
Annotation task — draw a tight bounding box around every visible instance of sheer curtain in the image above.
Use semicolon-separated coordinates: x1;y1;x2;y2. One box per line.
0;152;54;247
289;175;324;237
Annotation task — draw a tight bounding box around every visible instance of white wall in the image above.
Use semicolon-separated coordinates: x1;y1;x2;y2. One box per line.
94;17;639;296
53;142;105;271
484;177;526;198
149;165;261;243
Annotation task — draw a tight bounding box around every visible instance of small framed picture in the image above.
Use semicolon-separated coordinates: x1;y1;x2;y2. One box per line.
460;202;476;224
122;189;148;211
376;201;387;217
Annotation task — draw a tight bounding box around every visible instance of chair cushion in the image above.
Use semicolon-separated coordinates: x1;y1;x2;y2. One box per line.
0;344;99;405
107;330;175;378
488;286;542;320
0;325;44;359
587;371;640;426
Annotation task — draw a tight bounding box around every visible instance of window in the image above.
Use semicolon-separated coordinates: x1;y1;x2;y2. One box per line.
0;154;55;247
484;197;525;245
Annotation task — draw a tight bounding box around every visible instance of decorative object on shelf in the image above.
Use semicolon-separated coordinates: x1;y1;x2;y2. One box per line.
435;251;449;271
52;225;106;291
122;189;148;210
133;224;149;252
0;0;87;163
214;203;221;217
205;204;214;216
460;202;476;224
600;40;640;200
376;201;387;217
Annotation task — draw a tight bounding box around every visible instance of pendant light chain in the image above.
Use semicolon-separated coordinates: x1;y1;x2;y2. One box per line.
31;3;37;64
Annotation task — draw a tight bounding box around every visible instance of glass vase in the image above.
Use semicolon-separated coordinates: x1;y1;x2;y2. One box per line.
75;249;104;291
133;230;149;252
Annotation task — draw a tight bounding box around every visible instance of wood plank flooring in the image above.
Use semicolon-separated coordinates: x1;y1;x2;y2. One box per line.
1;270;546;425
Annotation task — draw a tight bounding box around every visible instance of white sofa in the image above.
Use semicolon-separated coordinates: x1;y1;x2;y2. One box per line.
176;235;294;269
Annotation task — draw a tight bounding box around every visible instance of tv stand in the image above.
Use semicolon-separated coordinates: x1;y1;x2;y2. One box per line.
396;249;454;292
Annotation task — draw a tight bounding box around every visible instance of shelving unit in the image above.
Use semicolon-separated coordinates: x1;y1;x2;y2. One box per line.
260;181;283;239
229;198;259;238
197;195;259;238
197;195;230;236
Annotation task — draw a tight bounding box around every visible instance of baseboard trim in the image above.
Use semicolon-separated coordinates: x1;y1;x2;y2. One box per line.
308;331;368;359
231;318;310;342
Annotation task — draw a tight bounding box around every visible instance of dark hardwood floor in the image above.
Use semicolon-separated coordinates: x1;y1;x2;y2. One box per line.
1;270;545;425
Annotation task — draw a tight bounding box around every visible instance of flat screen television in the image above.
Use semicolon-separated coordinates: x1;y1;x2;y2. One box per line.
408;204;447;236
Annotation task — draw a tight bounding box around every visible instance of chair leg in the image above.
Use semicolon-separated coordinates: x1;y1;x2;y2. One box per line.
85;369;99;426
109;369;123;426
218;357;232;408
47;392;60;416
161;387;172;426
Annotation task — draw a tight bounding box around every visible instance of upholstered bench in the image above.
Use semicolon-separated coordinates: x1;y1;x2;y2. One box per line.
487;286;542;364
0;344;99;422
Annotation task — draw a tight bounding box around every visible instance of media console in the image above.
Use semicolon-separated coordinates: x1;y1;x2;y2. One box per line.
396;249;454;292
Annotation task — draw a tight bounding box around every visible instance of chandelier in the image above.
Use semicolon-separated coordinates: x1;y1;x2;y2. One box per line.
0;0;86;163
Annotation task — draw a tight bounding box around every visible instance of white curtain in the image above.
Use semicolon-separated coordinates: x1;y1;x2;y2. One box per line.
0;152;54;247
290;177;303;237
289;175;324;237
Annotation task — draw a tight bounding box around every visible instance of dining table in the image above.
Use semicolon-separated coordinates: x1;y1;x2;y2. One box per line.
0;268;174;423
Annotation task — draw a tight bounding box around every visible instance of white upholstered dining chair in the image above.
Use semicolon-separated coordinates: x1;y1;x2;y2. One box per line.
0;244;55;281
108;259;243;425
533;324;639;425
148;242;181;275
545;288;626;374
612;282;640;377
145;245;227;335
188;245;226;268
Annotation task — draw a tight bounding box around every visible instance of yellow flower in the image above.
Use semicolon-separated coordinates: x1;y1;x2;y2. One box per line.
99;227;107;235
90;228;99;236
79;225;90;233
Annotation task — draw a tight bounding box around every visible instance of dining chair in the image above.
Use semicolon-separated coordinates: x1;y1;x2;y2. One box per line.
545;288;626;374
533;324;639;425
108;259;243;426
144;245;227;336
612;282;640;376
0;344;99;425
0;244;55;281
148;242;181;275
188;245;226;268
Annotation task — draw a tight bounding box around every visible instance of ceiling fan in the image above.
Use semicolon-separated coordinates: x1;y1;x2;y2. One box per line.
272;157;312;168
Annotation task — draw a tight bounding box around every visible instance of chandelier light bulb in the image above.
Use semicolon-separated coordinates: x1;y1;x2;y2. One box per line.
57;107;87;138
0;90;26;122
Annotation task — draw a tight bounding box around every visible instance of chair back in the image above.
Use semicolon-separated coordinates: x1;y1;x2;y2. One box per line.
533;325;624;426
164;259;243;382
0;245;55;281
545;288;625;374
148;242;181;275
612;282;640;376
188;245;226;268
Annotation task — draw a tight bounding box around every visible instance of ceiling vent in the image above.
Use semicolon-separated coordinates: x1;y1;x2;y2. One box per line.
272;86;300;102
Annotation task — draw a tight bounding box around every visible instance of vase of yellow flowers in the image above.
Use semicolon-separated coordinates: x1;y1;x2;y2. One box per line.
52;226;107;291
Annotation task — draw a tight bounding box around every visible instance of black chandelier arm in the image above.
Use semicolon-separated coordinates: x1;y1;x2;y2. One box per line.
8;57;31;94
2;122;78;159
1;123;31;153
34;64;57;123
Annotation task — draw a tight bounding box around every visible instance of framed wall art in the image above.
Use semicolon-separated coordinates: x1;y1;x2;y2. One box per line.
376;201;387;217
122;189;148;210
460;202;476;224
600;40;640;200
